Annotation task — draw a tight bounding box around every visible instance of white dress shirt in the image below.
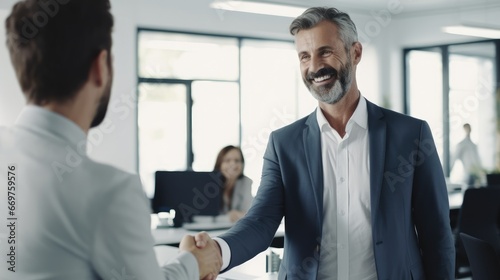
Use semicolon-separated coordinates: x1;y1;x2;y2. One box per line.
0;106;198;280
451;136;482;182
216;97;377;279
316;96;377;280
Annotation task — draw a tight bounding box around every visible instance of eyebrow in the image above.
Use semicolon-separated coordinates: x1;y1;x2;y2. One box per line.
298;45;335;56
317;46;334;52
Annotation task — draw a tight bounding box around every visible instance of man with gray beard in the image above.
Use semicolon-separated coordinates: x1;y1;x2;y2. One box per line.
197;6;455;280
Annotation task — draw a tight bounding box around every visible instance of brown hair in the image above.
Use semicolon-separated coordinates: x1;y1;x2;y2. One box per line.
213;145;245;178
5;0;114;105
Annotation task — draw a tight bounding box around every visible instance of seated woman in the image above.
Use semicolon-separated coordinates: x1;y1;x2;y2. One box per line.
214;145;253;222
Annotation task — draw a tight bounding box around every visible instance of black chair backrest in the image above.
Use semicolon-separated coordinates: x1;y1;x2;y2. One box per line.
486;173;500;187
455;187;500;270
460;233;500;280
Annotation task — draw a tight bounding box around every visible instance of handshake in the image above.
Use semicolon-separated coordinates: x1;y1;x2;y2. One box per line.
179;232;223;280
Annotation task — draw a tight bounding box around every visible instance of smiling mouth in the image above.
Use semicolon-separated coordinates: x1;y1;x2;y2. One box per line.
313;74;334;83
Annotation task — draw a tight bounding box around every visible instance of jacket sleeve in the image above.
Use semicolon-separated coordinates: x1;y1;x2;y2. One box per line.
219;132;285;270
412;121;455;278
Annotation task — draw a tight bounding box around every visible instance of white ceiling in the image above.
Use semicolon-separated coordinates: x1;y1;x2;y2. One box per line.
257;0;500;16
1;0;500;15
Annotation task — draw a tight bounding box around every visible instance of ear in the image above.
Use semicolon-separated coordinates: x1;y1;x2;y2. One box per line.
89;50;110;88
351;42;362;66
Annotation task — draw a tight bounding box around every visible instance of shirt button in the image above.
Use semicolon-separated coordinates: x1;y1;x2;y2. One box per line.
340;177;345;183
340;210;345;216
339;244;344;249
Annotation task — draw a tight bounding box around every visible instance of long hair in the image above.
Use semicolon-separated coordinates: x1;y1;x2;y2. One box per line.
213;145;245;180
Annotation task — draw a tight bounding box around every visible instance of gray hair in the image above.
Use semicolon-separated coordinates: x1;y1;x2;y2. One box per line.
289;7;358;52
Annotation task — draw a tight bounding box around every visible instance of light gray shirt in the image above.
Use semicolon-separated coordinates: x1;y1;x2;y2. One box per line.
0;106;198;280
221;176;253;213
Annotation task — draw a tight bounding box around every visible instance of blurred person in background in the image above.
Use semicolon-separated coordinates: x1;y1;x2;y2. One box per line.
451;123;483;187
214;145;253;222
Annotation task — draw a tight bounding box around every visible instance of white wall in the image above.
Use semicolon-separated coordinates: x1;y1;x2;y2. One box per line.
1;1;498;174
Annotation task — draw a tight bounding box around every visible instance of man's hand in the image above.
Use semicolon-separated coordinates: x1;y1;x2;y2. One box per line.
180;233;222;280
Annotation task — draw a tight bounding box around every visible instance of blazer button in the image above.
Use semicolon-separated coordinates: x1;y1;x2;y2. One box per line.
316;245;320;252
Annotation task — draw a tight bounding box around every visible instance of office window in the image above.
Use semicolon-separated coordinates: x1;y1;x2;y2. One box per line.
404;40;499;182
240;39;316;191
448;43;496;181
137;30;313;196
191;81;240;171
138;32;239;80
406;49;444;160
138;83;188;194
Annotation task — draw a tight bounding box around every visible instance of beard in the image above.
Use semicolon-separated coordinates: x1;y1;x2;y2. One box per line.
90;77;112;128
303;58;353;105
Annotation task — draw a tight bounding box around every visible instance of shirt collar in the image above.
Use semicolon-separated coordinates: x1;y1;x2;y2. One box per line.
15;105;87;148
316;94;368;132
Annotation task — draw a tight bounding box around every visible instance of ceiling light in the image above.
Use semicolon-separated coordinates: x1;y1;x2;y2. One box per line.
442;25;500;39
210;0;306;18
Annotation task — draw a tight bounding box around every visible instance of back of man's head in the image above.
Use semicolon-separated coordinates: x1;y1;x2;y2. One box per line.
5;0;114;105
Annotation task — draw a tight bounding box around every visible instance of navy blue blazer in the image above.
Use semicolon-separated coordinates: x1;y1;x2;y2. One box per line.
220;100;455;280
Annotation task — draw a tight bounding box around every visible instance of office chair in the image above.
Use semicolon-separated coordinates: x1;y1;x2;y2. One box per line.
486;173;500;187
459;233;500;280
454;188;500;278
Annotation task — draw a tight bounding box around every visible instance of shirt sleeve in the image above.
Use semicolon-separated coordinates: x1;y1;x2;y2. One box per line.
90;175;199;280
213;237;231;271
160;251;199;279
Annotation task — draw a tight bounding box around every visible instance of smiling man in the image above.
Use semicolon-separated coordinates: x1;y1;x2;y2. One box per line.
197;7;455;280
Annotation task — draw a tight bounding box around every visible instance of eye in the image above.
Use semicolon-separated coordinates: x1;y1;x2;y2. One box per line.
299;54;310;62
320;50;333;57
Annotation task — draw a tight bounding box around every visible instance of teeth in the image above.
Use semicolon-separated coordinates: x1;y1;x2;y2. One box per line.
314;75;332;82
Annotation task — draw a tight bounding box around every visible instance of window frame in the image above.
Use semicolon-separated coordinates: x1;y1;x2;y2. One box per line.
403;39;500;176
135;27;294;172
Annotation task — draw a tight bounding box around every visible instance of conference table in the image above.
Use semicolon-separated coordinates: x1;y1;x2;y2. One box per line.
151;215;284;279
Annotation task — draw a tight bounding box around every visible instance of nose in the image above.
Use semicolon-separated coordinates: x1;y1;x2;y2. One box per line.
310;54;325;74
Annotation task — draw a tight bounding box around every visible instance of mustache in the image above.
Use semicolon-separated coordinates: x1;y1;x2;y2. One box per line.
306;67;338;81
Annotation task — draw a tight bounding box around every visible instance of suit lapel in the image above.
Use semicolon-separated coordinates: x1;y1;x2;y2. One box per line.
303;111;324;230
367;101;386;224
